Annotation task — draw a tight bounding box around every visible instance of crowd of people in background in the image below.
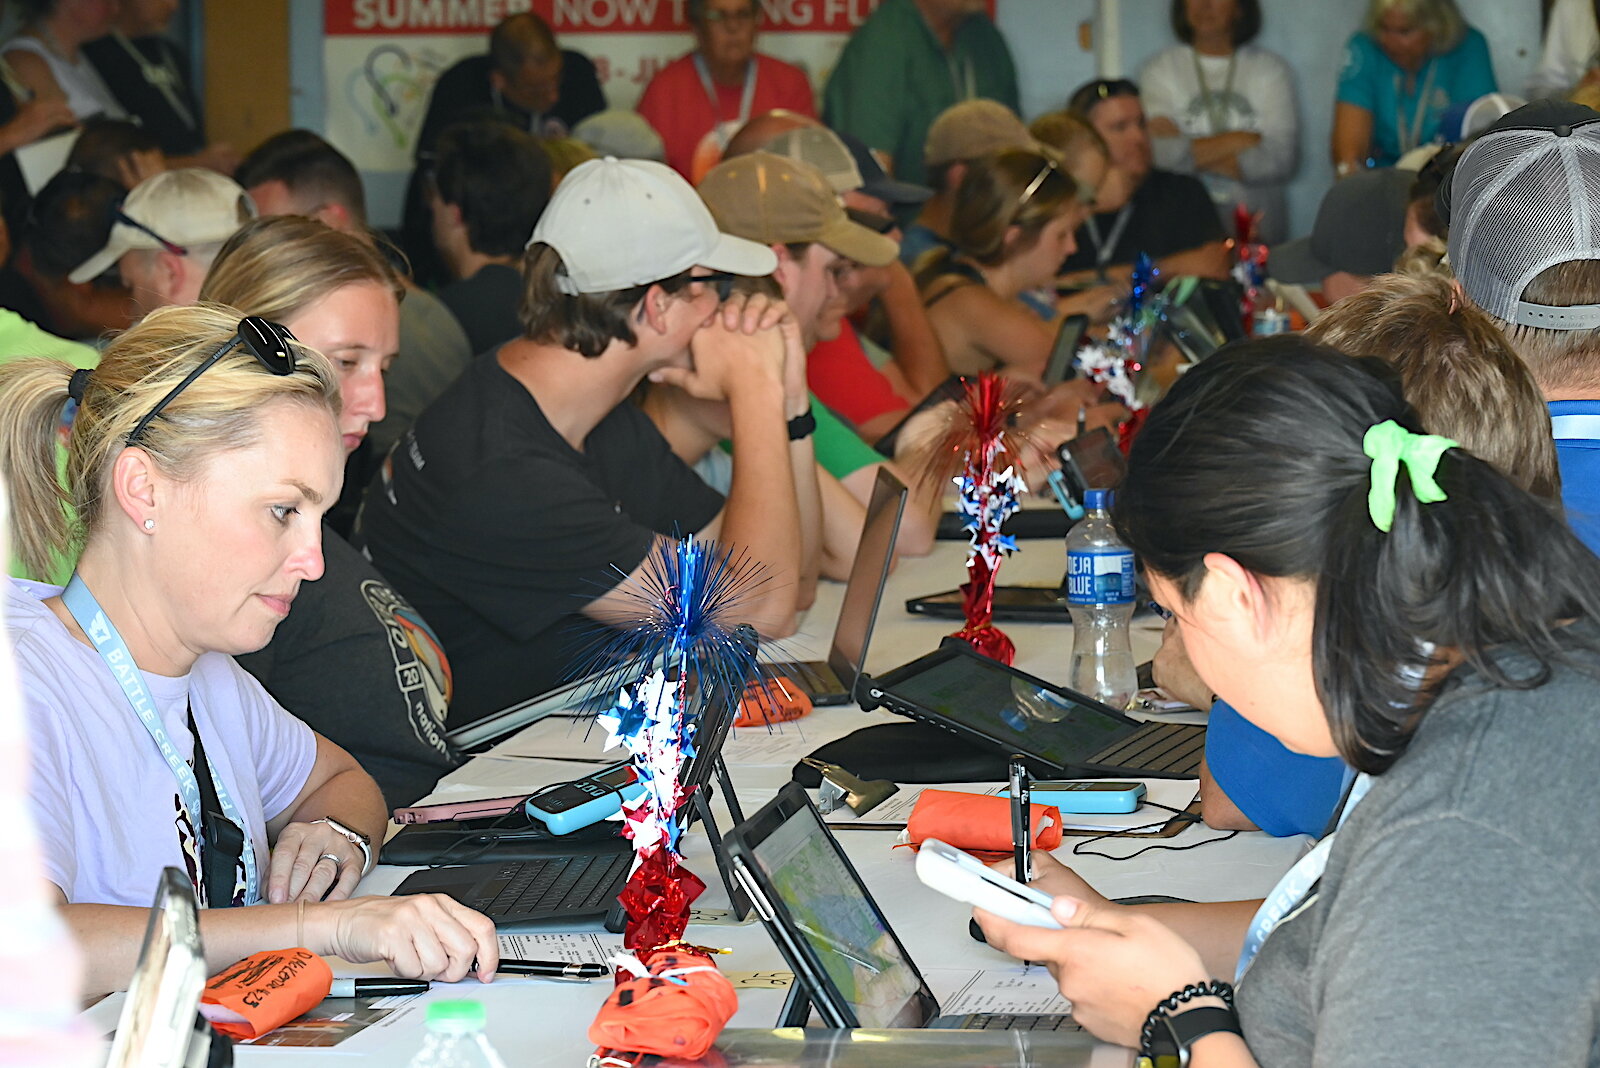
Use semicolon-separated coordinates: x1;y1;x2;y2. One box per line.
5;0;1600;1063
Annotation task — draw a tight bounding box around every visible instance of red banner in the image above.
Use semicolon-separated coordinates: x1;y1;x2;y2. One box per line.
327;0;902;36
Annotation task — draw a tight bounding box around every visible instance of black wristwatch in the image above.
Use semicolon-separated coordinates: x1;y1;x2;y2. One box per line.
1152;1006;1242;1065
787;405;817;440
1139;981;1240;1067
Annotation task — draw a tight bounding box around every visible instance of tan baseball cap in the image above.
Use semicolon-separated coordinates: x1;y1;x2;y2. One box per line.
924;99;1035;167
763;126;863;195
69;169;255;284
697;152;898;268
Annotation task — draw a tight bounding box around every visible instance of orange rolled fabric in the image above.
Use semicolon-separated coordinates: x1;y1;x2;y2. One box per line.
906;789;1063;859
733;676;812;729
589;948;738;1060
199;947;332;1041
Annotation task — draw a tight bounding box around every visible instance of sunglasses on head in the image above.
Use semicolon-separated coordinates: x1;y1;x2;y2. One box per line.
125;317;298;447
114;208;188;257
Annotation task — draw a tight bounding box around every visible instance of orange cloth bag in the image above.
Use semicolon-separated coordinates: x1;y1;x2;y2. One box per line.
199;947;332;1040
906;789;1063;860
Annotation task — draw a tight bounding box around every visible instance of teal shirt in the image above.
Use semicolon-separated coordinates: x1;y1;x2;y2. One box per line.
822;0;1019;185
1335;28;1496;166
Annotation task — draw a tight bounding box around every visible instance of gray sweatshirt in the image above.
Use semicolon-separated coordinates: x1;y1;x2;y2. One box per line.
1238;645;1600;1065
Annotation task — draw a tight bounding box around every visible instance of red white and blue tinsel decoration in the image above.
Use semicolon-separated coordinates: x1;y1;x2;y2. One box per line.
1230;205;1269;334
583;535;762;956
1076;254;1162;450
917;373;1035;665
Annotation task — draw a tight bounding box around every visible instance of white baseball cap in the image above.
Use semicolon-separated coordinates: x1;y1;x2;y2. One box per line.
69;168;255;284
530;156;776;294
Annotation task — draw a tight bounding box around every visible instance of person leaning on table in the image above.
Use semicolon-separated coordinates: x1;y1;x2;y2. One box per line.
978;336;1600;1065
0;305;499;998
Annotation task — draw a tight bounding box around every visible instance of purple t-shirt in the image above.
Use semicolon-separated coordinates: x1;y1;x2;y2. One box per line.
6;579;316;907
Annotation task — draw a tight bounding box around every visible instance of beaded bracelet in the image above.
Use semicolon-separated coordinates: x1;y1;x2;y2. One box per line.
1138;979;1235;1059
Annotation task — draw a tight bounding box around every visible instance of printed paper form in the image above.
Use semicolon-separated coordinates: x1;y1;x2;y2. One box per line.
498;932;623;965
924;965;1073;1016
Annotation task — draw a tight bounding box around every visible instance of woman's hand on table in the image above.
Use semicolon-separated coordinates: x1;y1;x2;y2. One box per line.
974;893;1211;1046
311;893;500;983
266;820;367;903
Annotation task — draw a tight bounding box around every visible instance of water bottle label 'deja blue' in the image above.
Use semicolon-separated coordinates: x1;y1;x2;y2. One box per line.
1066;549;1136;605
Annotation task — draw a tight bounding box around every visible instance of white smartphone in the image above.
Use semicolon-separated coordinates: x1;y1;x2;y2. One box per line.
914;838;1062;929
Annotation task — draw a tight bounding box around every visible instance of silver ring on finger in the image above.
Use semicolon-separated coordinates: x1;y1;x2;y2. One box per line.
317;852;343;868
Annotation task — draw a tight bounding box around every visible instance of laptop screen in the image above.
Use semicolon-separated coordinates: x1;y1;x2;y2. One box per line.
827;468;907;686
747;796;928;1028
882;654;1144;766
108;868;206;1068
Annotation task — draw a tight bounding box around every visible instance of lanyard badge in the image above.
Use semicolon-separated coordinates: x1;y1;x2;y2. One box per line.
60;575;259;906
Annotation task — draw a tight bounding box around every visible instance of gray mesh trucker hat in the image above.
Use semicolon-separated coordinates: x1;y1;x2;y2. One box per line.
1448;101;1600;330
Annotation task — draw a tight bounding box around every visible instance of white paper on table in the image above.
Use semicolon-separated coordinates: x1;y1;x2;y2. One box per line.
717;724;821;765
498;932;623;966
827;779;1199;833
923;965;1073;1016
16;127;78;194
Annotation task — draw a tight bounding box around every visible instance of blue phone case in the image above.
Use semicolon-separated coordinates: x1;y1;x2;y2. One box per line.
1019;782;1146;814
526;775;647;835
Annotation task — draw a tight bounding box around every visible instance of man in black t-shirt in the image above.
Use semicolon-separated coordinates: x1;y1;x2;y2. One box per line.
402;12;606;286
1061;78;1230;284
429;118;552;355
360;158;817;724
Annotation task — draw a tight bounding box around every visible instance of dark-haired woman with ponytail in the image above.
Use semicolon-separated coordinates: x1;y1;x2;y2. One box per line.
977;335;1600;1066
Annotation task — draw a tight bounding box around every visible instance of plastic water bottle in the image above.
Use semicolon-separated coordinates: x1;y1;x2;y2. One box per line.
1065;489;1137;710
406;1001;509;1068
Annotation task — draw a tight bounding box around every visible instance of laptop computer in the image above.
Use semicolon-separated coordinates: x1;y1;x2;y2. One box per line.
765;467;907;706
725;781;1078;1032
858;642;1204;780
107;867;222;1068
394;627;760;928
1042;313;1089;386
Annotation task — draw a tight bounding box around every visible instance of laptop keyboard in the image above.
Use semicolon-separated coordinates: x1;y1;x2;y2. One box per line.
470;853;631;918
968;1014;1080;1031
1094;723;1205;775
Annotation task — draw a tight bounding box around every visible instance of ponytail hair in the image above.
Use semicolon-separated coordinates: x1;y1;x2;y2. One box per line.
0;303;341;579
1114;336;1600;773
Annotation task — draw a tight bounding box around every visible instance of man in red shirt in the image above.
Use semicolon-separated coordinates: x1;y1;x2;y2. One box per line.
637;0;816;182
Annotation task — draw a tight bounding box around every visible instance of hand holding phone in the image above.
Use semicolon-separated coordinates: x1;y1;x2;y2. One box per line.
915;839;1062;929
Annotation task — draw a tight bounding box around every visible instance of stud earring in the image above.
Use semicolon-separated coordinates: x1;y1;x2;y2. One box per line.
143;518;155;531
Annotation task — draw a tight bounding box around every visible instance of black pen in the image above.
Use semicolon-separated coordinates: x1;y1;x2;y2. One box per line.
1008;755;1031;884
496;959;609;979
329;978;430;997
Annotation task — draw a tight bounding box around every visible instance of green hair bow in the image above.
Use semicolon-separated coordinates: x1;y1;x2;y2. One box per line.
1362;420;1458;533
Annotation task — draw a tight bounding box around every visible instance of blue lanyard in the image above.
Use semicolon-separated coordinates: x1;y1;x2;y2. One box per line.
1235;772;1371;980
692;53;757;134
59;574;260;904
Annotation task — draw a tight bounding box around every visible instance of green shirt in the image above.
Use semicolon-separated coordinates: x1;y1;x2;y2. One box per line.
821;0;1019;185
0;310;99;585
812;398;884;480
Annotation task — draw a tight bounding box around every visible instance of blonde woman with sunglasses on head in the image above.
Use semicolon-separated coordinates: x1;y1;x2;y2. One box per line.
0;305;499;997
